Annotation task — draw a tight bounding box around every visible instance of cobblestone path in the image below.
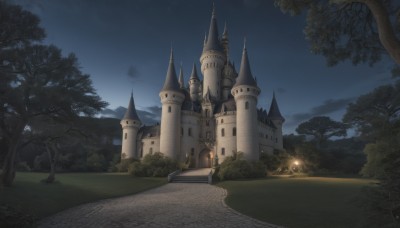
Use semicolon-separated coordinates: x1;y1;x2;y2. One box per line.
38;183;281;228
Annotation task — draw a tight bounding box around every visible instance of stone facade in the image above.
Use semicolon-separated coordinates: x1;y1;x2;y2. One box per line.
120;6;285;167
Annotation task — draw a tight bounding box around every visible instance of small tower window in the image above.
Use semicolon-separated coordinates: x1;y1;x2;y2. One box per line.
126;121;128;124
165;93;168;98
221;148;225;155
188;128;192;136
151;141;154;145
221;119;224;124
247;88;250;92
221;128;225;137
168;106;171;113
245;101;249;110
124;133;127;140
233;127;236;136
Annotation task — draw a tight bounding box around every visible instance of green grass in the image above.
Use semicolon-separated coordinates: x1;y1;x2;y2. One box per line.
0;172;166;220
217;176;376;228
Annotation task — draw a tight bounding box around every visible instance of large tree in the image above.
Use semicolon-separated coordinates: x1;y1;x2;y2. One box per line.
0;44;107;186
274;0;400;68
296;116;347;148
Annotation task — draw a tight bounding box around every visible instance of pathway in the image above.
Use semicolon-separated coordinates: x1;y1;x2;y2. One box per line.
38;183;281;228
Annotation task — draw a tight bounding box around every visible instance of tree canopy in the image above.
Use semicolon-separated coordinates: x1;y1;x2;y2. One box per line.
275;0;400;69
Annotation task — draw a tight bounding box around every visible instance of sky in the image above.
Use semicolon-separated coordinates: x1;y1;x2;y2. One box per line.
12;0;396;134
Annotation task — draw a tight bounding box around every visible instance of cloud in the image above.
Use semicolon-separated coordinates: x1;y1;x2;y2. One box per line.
99;105;161;125
286;97;355;127
127;65;139;79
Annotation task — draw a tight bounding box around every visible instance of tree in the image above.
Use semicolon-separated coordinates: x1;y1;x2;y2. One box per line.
274;0;400;69
296;116;347;148
343;81;400;140
0;44;107;186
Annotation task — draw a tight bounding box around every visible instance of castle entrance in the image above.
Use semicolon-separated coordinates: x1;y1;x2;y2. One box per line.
198;149;213;168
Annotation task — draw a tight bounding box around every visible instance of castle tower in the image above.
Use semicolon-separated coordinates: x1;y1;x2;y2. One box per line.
120;93;141;159
189;63;201;101
268;92;285;150
159;49;185;159
231;42;260;161
200;5;226;102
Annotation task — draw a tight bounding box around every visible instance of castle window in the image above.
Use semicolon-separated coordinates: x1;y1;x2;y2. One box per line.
133;121;136;124
221;119;224;124
168;106;171;113
151;141;154;145
221;128;225;137
165;93;168;98
173;94;175;98
240;88;243;92
124;133;127;140
221;148;225;155
188;128;192;136
206;120;210;126
149;147;153;154
191;148;195;156
126;121;128;124
247;88;250;92
205;109;209;117
245;101;249;110
233;127;236;136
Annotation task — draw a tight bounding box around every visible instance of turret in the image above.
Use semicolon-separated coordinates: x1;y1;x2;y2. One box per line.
120;93;141;159
231;41;260;161
159;49;185;160
189;63;201;101
268;92;285;150
200;4;226;102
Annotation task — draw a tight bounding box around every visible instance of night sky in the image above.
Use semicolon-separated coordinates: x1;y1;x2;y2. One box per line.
12;0;395;134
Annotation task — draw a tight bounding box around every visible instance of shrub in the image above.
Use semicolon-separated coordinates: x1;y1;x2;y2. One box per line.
115;158;138;172
0;205;35;228
217;152;267;181
128;152;179;177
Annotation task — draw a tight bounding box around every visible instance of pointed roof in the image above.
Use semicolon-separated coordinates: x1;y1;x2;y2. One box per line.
203;4;223;52
178;65;184;88
189;63;199;80
233;40;257;87
123;93;141;121
222;21;228;39
268;92;285;122
161;49;180;92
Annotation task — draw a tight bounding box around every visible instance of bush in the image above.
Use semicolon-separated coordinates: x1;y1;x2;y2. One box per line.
217;152;267;181
86;153;107;172
128;152;179;177
0;205;35;228
115;158;138;172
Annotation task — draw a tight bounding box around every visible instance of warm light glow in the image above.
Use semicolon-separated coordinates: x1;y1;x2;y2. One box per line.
294;160;300;166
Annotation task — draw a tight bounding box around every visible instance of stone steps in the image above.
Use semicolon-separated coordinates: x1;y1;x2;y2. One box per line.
171;175;209;183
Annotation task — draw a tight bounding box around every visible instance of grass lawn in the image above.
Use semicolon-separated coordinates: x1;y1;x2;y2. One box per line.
217;176;376;228
0;172;166;220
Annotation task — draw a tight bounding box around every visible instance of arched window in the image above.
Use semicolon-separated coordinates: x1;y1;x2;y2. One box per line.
188;128;192;136
245;101;249;110
124;133;127;140
221;128;225;137
168;106;171;113
233;127;236;136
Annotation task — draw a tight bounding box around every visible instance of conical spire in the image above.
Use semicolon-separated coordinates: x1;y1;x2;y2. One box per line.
203;3;223;52
222;21;228;39
123;92;141;121
189;63;199;80
268;92;285;122
161;49;180;92
233;39;257;87
178;64;184;88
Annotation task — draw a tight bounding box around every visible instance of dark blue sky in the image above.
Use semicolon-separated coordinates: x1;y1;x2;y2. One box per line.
13;0;394;134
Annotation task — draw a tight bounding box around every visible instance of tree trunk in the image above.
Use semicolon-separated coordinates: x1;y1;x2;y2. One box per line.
0;123;25;187
44;143;59;183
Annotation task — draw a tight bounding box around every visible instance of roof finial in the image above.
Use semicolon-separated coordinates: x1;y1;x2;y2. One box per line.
169;46;174;63
223;21;228;36
131;88;133;97
212;2;216;17
244;37;247;50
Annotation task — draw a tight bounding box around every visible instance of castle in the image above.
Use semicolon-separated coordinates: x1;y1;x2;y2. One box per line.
120;6;285;168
